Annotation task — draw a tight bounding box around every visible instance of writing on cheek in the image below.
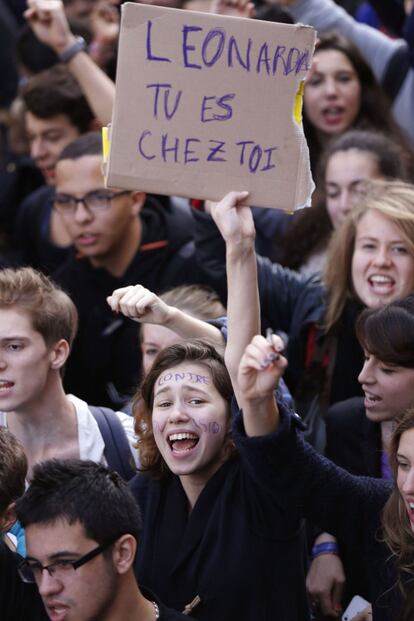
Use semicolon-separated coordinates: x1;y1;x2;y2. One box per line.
157;372;211;386
153;419;167;433
193;419;221;434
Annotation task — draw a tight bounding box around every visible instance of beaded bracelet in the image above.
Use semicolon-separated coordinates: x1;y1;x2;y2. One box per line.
311;541;339;560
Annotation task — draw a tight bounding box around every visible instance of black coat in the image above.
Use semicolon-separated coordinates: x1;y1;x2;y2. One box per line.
275;406;401;621
236;407;397;621
324;397;383;603
130;402;399;620
130;405;310;621
326;397;382;477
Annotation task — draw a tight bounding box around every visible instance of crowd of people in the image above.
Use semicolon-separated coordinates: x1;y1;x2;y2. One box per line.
1;0;414;620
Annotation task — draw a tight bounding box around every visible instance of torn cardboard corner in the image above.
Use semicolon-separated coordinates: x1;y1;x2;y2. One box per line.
106;2;316;211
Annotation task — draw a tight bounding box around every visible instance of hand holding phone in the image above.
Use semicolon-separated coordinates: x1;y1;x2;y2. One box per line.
342;595;371;621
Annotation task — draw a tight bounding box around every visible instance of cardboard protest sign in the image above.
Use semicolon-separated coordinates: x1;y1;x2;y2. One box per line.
105;3;316;210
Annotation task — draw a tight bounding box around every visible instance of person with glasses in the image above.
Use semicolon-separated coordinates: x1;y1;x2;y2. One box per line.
0;427;48;620
52;132;205;409
16;458;194;621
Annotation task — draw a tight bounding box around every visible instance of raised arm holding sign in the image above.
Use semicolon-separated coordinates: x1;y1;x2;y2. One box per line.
106;3;316;211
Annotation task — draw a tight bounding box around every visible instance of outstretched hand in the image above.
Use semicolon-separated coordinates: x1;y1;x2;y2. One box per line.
24;0;75;55
107;285;171;325
210;190;255;248
238;334;287;403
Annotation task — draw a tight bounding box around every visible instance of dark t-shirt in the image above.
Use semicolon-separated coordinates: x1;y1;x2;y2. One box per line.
0;540;48;621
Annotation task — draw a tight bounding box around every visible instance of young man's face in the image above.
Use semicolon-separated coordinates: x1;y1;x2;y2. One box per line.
55;155;144;269
25;112;81;185
25;519;118;621
0;308;57;413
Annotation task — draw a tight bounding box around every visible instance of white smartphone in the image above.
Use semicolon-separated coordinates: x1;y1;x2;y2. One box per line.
341;595;370;621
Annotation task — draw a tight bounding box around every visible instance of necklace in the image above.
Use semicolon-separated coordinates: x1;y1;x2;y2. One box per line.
151;601;160;619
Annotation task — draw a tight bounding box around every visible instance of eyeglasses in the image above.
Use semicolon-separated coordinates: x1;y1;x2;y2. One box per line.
53;190;130;215
18;539;116;584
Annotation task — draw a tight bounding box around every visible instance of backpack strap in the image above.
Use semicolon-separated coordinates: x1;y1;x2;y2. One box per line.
382;44;410;103
89;406;136;481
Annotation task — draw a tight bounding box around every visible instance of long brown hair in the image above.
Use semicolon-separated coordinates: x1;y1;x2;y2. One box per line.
360;298;414;595
303;32;413;174
133;339;234;478
323;180;414;331
382;407;414;591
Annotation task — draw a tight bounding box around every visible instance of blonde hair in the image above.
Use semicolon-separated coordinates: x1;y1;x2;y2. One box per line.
323;180;414;331
160;284;225;320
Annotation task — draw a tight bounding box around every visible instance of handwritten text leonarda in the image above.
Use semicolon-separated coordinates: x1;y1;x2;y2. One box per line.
146;20;311;77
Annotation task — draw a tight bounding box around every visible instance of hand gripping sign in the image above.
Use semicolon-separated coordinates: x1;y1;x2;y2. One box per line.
104;3;316;211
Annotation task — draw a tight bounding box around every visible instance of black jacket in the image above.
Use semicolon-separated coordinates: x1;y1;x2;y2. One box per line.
326;397;381;477
130;403;309;621
325;396;382;603
54;200;204;408
234;407;396;621
270;410;398;621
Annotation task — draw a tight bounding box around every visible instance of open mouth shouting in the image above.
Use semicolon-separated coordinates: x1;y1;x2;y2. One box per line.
368;274;395;295
363;390;380;410
152;362;230;481
321;105;345;126
407;501;414;525
168;432;200;456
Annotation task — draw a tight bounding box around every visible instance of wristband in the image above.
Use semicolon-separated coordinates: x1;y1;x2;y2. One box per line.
311;542;338;560
59;36;87;63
